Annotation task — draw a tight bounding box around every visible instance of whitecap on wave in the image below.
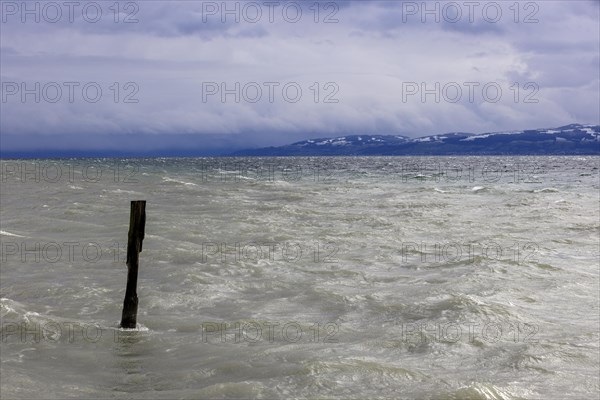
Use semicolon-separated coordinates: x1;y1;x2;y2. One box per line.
534;187;559;193
162;177;197;186
0;230;26;237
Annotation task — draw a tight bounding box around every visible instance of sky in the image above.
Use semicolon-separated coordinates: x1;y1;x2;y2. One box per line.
1;0;599;155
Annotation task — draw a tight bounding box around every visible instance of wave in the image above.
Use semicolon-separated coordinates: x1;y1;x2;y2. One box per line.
534;188;560;193
0;230;27;238
162;177;197;186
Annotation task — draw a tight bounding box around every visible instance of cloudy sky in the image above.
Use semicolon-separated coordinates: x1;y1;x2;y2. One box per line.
1;0;599;155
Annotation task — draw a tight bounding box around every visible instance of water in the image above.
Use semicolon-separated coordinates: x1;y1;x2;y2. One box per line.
1;156;599;399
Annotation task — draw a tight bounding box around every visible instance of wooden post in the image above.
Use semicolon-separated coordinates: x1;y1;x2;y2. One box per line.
120;200;146;329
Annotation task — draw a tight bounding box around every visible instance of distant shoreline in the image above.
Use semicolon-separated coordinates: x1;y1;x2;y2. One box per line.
2;153;600;160
3;124;597;158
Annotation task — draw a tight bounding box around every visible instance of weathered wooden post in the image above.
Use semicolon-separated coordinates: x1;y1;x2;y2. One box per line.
120;200;146;329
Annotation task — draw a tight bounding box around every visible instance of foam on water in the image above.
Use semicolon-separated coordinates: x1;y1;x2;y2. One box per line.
0;230;27;237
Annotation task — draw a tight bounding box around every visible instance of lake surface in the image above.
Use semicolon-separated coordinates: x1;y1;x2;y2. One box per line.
1;156;599;399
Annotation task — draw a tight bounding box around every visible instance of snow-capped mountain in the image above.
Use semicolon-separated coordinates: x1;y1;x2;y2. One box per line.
231;124;600;156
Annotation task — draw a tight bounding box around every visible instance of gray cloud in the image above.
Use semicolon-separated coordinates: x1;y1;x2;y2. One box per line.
1;0;598;154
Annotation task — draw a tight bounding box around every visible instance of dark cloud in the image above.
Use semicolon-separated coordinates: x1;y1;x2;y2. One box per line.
1;0;598;154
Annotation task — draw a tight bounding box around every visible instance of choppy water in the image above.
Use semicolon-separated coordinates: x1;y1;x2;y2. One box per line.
1;156;599;399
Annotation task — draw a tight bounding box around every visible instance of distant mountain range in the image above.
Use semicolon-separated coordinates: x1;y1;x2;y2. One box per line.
231;124;600;156
2;124;598;158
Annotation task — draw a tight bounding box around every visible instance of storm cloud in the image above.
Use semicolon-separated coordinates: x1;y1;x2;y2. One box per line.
1;0;598;154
